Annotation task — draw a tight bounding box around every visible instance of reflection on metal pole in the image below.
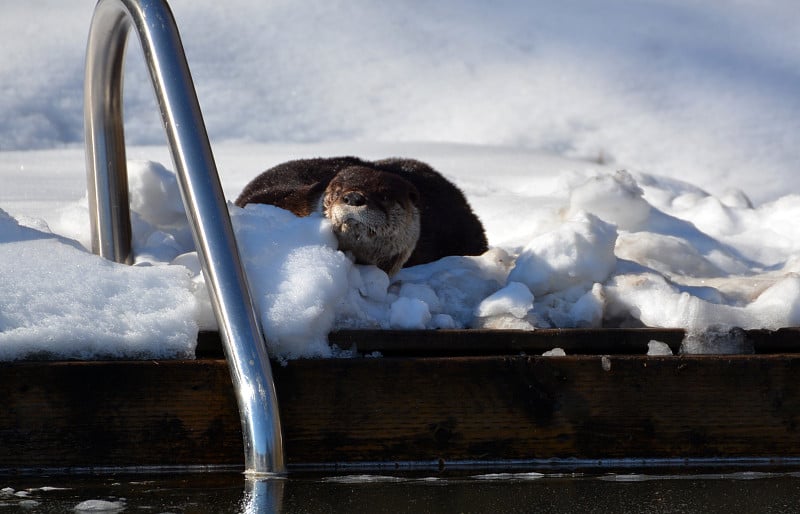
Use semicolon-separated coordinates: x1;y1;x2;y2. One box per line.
241;477;286;513
84;0;285;474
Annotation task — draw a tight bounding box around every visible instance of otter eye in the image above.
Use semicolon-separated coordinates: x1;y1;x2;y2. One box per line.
343;191;366;206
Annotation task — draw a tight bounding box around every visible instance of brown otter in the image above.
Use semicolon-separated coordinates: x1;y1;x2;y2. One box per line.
235;157;488;275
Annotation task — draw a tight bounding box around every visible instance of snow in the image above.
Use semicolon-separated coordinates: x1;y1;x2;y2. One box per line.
0;208;198;360
475;282;534;320
508;211;618;296
73;499;125;512
1;0;800;360
231;203;348;359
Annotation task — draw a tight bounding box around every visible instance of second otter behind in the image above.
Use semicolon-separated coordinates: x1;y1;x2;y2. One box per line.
235;157;488;276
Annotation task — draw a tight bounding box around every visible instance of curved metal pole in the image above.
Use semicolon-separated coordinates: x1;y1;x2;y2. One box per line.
84;0;285;475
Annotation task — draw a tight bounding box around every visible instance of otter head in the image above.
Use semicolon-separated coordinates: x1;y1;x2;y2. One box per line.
322;166;421;276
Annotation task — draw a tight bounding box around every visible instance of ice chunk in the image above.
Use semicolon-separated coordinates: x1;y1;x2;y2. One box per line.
508;212;617;296
568;283;605;328
474;282;533;319
394;252;506;327
680;326;753;355
399;282;442;313
647;340;673;356
390;297;431;329
74;499;125;512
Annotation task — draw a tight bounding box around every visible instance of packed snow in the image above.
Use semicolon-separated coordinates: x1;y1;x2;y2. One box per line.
0;0;799;360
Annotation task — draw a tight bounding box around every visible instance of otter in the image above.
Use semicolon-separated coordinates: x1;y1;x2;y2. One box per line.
235;157;488;276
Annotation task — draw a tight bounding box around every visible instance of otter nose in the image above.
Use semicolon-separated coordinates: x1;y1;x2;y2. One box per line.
343;191;366;206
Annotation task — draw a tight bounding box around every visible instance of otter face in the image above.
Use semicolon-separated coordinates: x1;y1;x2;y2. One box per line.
322;167;421;275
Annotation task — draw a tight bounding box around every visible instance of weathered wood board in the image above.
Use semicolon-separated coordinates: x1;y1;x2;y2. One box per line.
2;329;800;473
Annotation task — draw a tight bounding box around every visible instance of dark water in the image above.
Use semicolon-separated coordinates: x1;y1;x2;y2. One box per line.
2;471;800;513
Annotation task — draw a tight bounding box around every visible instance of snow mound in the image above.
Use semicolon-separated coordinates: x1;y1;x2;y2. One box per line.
5;157;800;361
0;208;198;360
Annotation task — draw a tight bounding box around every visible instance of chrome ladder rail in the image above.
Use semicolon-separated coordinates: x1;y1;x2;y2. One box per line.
84;0;285;475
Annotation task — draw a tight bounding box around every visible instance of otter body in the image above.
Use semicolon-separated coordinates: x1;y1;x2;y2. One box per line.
235;157;488;276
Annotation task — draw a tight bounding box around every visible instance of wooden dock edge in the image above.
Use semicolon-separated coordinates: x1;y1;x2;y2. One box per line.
2;351;800;474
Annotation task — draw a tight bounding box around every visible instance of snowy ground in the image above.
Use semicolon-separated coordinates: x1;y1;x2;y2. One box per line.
0;0;798;360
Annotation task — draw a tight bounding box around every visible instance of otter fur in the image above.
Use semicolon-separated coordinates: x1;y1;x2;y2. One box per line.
235;157;488;275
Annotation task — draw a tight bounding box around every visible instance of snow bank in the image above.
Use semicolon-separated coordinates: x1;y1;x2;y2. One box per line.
3;157;800;360
0;208;198;360
231;204;348;359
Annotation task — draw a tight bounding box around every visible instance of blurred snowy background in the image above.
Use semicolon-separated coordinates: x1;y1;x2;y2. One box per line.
3;0;799;200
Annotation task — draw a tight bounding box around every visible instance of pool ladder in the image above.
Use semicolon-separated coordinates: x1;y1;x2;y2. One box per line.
84;0;284;475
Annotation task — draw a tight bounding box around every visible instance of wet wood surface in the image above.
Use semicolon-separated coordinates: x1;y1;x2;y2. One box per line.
2;328;800;472
199;327;800;357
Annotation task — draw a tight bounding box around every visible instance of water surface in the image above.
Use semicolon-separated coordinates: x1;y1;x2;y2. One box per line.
3;470;800;513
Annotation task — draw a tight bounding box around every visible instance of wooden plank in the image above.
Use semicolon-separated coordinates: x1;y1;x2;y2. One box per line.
0;360;243;470
329;328;688;356
2;352;800;471
197;328;800;358
275;354;800;465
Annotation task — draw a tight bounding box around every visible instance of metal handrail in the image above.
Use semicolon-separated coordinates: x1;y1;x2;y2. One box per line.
84;0;284;475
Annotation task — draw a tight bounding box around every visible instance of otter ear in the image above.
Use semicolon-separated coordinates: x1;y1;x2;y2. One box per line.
310;180;327;196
